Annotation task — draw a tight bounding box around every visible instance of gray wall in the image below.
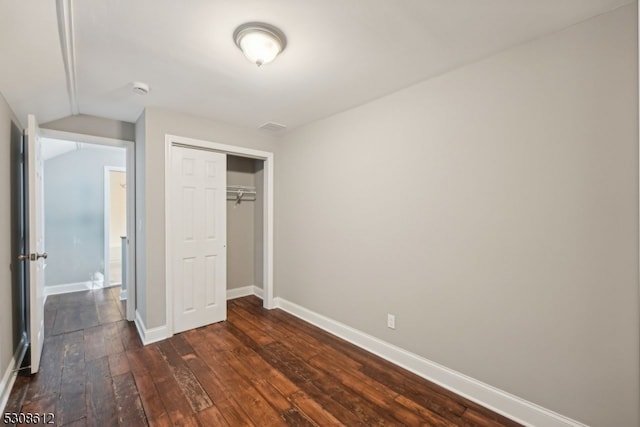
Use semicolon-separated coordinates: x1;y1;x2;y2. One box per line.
135;107;278;327
44;145;125;286
0;92;22;396
276;5;638;427
42;114;135;141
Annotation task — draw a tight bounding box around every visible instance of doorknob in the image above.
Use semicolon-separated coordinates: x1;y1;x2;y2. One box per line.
36;252;48;260
18;254;29;261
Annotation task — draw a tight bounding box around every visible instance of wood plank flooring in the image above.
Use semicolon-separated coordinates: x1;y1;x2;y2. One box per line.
5;289;522;426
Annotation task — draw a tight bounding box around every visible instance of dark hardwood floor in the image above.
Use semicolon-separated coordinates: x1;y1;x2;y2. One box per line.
5;289;522;426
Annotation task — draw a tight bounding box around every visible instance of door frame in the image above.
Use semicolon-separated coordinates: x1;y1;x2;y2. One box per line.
40;128;136;322
103;166;126;288
165;134;274;336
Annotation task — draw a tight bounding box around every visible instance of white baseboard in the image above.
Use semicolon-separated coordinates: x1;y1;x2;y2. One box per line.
253;286;264;299
227;285;264;300
273;297;587;427
0;333;28;413
119;289;127;301
45;281;125;297
135;310;171;345
44;281;92;296
134;286;264;346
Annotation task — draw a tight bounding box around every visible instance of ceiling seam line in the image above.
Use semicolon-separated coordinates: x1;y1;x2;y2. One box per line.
56;0;79;116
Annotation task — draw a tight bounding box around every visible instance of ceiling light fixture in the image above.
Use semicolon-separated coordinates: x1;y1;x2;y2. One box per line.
233;22;287;67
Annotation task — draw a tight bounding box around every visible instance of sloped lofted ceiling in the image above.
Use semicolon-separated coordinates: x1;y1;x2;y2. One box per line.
0;0;634;130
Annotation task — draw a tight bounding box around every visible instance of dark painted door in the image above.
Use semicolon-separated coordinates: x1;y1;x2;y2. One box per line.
10;119;28;358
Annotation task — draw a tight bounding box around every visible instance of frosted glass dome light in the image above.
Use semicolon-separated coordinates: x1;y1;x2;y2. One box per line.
234;22;287;66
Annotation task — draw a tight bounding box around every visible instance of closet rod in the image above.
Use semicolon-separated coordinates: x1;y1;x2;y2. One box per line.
227;187;256;204
227;184;256;190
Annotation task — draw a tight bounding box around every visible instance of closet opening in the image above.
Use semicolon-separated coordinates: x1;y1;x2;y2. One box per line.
226;155;264;300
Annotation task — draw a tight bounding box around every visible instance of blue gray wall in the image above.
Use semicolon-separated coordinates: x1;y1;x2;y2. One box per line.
44;144;126;286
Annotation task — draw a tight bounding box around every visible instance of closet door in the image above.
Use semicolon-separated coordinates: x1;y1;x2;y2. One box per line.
171;146;227;333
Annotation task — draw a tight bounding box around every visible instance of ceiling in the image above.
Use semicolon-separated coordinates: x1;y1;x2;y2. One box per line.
0;0;634;131
40;138;79;161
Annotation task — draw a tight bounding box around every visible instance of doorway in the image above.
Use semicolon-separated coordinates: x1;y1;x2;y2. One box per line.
104;167;127;295
40;129;136;322
165;134;274;337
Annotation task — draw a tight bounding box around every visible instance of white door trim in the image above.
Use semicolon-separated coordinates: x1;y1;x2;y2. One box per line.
165;134;275;337
103;166;126;288
40;128;136;322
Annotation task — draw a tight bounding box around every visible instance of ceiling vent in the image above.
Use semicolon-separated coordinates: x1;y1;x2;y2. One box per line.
259;122;287;132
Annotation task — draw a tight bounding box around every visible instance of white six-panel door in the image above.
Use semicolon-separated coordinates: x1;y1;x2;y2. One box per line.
171;146;227;333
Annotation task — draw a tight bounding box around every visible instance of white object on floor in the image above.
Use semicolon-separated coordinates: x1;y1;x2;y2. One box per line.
91;271;104;289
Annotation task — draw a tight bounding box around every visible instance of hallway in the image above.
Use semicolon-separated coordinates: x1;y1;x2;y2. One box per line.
5;287;142;426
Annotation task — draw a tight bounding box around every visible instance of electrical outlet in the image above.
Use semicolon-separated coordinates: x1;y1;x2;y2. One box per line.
387;314;396;329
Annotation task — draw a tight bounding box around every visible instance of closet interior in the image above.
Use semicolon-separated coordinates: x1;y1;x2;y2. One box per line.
226;155;264;294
